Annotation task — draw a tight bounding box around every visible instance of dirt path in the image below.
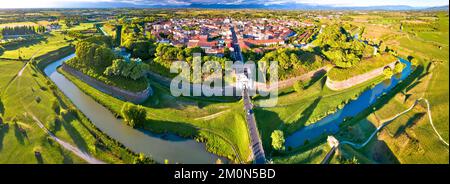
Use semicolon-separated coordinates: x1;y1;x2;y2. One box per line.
341;98;449;148
28;112;105;164
194;109;231;121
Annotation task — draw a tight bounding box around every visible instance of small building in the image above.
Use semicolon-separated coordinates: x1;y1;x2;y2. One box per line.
327;136;339;148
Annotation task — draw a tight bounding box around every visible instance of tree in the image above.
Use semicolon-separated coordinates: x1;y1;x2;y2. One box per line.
410;58;419;66
121;102;147;128
104;58;147;80
271;130;285;151
394;62;404;73
383;67;393;78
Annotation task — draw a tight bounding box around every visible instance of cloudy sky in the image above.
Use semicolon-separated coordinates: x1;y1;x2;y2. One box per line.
0;0;448;8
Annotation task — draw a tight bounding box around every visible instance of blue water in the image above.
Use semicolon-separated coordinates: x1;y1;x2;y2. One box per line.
285;58;412;148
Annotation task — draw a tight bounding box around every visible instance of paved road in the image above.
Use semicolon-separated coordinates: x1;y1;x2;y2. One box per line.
230;26;244;62
242;87;266;164
320;145;337;164
230;23;266;164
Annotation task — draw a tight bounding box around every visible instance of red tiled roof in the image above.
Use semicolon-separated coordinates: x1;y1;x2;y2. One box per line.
243;38;284;45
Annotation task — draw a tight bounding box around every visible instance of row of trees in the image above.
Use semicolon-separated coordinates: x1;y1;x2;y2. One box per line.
154;43;203;68
1;25;46;36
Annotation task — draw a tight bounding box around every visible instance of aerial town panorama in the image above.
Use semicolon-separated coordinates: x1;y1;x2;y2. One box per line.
0;0;448;166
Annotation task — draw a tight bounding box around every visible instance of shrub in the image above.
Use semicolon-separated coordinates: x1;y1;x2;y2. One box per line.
383;66;393;78
271;130;285;151
121;102;147;128
133;153;153;164
394;62;404;73
35;96;41;103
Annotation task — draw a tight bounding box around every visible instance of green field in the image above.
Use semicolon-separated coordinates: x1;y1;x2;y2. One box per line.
0;61;24;91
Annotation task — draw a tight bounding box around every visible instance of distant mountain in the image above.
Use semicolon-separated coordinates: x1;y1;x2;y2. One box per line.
162;3;447;11
47;2;450;11
425;5;449;11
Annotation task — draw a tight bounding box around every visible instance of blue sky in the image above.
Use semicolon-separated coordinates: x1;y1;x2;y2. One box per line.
0;0;448;8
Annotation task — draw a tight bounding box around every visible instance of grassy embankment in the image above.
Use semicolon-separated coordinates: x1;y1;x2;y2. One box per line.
325;12;449;164
65;57;148;92
0;59;145;163
1;27;147;164
254;69;386;157
327;53;397;81
59;68;252;163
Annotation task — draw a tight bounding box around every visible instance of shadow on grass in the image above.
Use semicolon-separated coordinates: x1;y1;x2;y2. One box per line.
338;120;400;164
0;124;10;151
394;112;425;138
0;99;4;115
57;144;74;164
35;152;44;164
296;97;322;126
2;36;48;51
253;108;283;154
405;80;422;93
304;70;327;90
369;139;400;164
14;123;26;145
60;113;89;153
142;119;200;141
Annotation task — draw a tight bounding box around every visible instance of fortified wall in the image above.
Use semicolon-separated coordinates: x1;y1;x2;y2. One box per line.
61;63;152;104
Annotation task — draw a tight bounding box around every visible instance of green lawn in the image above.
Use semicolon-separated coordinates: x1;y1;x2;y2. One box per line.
59;68;252;163
273;142;331;164
0;61;24;92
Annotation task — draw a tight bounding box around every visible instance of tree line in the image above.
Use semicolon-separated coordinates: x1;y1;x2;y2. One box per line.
1;25;46;36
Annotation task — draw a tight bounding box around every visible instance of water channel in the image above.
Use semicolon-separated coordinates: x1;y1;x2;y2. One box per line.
44;53;221;164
